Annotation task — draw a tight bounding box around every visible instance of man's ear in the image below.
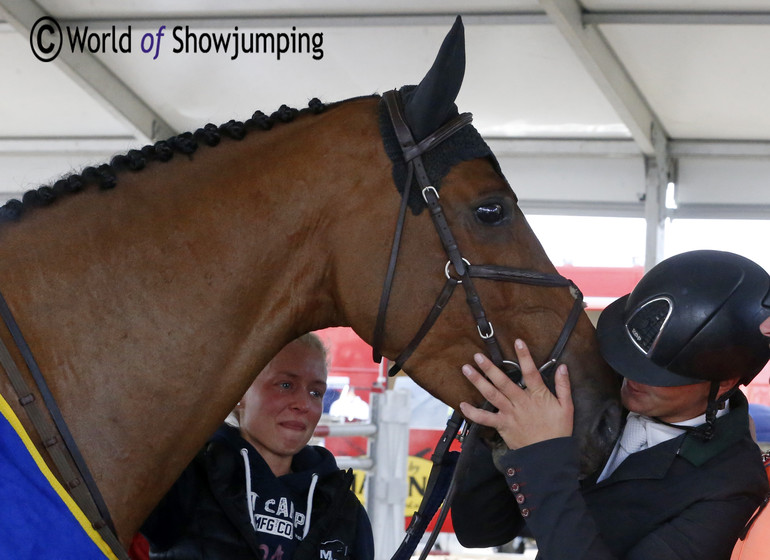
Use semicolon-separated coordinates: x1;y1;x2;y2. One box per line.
760;316;770;337
717;376;742;399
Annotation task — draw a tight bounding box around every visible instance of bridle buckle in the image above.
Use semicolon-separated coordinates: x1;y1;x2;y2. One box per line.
477;322;494;340
445;258;470;283
421;185;439;204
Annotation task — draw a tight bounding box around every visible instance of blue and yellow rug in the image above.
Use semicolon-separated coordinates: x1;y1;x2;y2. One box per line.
0;392;118;559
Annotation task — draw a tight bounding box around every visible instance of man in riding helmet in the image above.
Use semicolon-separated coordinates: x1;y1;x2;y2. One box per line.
597;249;770;442
452;250;770;559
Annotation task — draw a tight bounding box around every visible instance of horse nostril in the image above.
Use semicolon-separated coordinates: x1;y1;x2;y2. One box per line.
577;399;623;478
596;402;623;448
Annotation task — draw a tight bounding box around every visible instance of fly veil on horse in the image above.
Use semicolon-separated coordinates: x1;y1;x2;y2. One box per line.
0;17;620;558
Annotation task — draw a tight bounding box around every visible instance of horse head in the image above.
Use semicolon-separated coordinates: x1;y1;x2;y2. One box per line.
340;16;621;476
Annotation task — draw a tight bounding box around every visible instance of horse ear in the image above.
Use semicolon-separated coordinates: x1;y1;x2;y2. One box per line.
404;15;466;142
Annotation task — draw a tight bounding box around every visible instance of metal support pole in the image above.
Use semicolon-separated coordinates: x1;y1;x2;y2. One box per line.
368;389;411;560
644;122;675;270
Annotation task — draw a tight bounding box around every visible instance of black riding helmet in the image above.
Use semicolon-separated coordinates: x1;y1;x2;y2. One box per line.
597;250;770;388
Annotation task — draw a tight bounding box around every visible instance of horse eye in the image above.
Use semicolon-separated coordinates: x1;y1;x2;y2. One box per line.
475;203;505;225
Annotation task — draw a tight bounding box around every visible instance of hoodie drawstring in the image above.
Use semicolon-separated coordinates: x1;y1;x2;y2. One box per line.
241;447;319;540
241;448;257;531
303;473;319;540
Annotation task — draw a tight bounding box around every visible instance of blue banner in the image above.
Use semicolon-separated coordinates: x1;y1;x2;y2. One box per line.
0;393;117;559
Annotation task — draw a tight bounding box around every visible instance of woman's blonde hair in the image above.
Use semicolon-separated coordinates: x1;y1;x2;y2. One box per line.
292;332;329;375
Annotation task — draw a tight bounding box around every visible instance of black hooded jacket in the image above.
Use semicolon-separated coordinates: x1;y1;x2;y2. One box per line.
142;425;374;560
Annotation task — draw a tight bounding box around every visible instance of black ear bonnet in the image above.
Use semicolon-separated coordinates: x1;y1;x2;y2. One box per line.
378;89;501;215
377;15;503;215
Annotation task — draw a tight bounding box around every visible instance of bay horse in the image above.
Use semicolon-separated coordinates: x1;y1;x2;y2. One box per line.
0;17;620;553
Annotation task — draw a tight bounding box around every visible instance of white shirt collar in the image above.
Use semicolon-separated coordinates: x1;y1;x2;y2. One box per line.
597;404;730;482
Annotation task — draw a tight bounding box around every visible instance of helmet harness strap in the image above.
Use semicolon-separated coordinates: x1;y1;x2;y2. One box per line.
700;381;722;440
651;380;740;441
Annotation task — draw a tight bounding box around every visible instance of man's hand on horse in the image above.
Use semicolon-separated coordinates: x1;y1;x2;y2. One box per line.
459;339;574;450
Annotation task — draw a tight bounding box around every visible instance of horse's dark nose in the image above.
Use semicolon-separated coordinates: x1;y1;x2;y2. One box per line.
595;400;623;451
579;400;623;478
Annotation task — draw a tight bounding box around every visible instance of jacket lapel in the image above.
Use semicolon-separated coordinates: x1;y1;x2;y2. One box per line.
589;392;751;488
591;436;683;487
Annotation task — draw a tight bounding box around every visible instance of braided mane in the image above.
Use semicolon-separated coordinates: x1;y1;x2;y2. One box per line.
0;97;343;222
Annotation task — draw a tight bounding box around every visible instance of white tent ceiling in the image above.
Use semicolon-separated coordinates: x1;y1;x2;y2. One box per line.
2;0;770;267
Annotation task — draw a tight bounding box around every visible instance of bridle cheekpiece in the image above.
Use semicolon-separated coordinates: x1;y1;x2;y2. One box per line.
372;89;585;391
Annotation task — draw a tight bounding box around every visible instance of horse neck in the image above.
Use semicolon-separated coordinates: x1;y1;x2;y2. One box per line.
0;97;388;539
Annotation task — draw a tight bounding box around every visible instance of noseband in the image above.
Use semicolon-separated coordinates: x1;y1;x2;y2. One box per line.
372;89;585;389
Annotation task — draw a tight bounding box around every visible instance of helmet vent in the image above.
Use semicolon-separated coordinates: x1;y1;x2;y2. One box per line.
625;297;673;355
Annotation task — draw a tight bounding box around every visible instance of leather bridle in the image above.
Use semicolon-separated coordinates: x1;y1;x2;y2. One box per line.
377;88;589;560
372;89;585;389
